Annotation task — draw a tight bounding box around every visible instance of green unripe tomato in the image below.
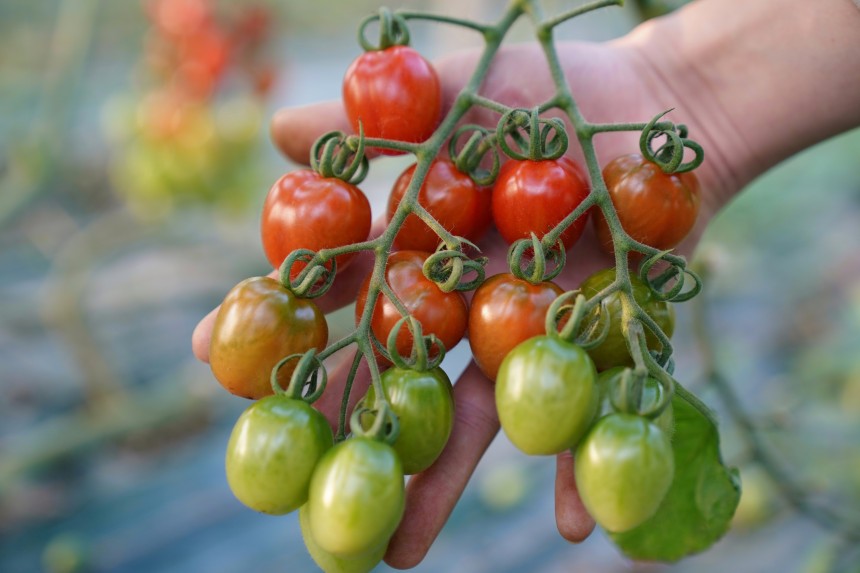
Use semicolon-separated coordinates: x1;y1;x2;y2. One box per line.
299;505;385;573
575;413;674;532
362;366;454;475
225;395;333;515
308;438;405;558
579;268;675;371
597;367;674;439
496;335;599;455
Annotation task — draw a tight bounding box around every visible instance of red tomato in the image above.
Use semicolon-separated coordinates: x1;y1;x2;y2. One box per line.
594;154;700;253
468;273;563;381
388;159;492;252
209;277;328;399
355;251;468;360
261;170;372;277
342;46;441;149
492;157;590;250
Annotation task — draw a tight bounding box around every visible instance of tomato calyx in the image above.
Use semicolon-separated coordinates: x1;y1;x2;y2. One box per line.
310;128;369;185
422;243;488;292
545;289;610;350
507;233;567;284
448;124;500;186
601;366;674;422
278;248;338;299
386;315;446;372
638;251;702;303
358;7;411;51
496;106;568;162
269;349;328;405
639;109;704;175
351;398;401;446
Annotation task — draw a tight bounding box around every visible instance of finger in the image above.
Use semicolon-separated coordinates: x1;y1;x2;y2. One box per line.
270;100;351;165
191;217;385;365
384;362;499;570
554;449;596;543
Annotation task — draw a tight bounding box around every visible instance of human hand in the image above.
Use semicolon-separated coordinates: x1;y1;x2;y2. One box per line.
192;38;731;569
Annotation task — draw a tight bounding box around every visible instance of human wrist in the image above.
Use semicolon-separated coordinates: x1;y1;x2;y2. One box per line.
618;0;860;212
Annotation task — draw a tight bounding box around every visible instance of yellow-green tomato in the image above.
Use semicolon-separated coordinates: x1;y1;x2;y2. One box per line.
299;505;385;573
308;438;405;557
575;413;674;532
495;335;599;455
362;367;454;474
225;395;333;515
209;276;328;399
597;367;675;439
579;268;674;371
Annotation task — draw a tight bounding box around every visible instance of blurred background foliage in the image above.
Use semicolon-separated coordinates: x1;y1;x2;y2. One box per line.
0;0;858;572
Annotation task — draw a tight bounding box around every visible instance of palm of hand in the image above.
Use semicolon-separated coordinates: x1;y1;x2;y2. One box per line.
194;40;715;569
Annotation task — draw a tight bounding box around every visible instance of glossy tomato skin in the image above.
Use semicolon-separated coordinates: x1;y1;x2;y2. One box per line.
261;170;371;275
225;395;333;514
355;251;468;360
300;505;385;573
491;157;590;250
388;159;492;252
343;46;441;147
594;154;701;253
496;335;599;455
574;413;674;532
468;273;563;381
362;366;454;474
209;277;328;399
308;438;405;558
579;268;674;371
596;367;674;439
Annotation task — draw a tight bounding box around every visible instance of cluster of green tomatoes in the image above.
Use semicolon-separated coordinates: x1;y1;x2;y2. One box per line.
204;7;701;573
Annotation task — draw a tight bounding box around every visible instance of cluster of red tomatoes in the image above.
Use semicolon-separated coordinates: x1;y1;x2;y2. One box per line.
106;0;278;219
207;34;700;573
144;0;274;104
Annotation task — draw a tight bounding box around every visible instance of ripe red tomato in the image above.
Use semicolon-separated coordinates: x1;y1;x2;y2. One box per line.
594;154;700;253
468;273;563;381
355;251;468;360
491;157;590;250
342;46;441;148
260;170;371;276
388;159;492;252
209;276;328;399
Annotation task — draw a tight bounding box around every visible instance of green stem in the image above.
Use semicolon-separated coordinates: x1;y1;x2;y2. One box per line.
469;93;515;115
398;10;491;34
536;0;623;31
586;120;675;135
336;350;364;442
338;1;528;434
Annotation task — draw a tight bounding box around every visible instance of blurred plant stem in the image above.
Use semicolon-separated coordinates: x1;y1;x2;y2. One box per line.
691;256;860;546
43;210;147;411
0;0;100;226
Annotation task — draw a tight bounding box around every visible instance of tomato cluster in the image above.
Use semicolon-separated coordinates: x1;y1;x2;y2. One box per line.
202;9;706;571
106;0;276;219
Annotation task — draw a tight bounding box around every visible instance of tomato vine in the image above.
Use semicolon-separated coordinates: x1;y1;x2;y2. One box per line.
210;0;739;566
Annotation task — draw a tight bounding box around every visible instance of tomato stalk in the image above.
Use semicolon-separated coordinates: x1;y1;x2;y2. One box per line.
287;0;707;454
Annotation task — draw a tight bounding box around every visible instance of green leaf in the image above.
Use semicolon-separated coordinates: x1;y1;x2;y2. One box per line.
609;390;741;561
